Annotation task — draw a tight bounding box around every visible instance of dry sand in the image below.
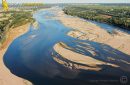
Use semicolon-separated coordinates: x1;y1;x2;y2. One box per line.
53;42;119;71
0;24;32;85
51;8;130;72
57;10;130;55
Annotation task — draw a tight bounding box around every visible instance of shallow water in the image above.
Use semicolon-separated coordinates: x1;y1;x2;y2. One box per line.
3;8;130;85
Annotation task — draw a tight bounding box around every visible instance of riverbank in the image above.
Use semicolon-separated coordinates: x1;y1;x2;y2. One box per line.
0;24;32;85
53;42;119;71
49;7;130;72
63;6;130;30
57;10;130;55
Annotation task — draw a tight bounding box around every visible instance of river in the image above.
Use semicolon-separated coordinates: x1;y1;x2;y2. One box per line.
3;8;130;85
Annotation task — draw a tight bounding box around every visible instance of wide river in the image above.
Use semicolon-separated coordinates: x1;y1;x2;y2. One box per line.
3;8;130;85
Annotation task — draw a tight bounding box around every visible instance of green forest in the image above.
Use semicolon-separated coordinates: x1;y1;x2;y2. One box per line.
63;5;130;30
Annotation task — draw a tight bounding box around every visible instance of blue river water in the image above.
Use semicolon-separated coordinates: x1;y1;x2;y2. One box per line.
3;8;130;85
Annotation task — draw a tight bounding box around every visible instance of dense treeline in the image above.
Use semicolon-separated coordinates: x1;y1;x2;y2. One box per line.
0;11;34;44
22;3;44;6
14;3;53;11
63;5;130;30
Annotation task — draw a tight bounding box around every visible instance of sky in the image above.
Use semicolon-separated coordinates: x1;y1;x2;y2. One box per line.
0;0;129;3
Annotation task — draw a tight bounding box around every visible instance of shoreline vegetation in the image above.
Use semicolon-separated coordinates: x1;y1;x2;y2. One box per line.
0;9;35;85
0;3;52;85
0;23;32;85
63;5;130;30
0;11;35;46
31;7;130;78
50;7;130;72
0;3;53;46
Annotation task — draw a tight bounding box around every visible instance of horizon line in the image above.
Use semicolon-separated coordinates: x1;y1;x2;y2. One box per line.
0;2;129;4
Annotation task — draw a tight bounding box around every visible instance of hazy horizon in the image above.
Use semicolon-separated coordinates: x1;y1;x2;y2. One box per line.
0;0;129;4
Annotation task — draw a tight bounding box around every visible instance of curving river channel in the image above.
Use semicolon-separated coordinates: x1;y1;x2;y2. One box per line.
3;8;130;85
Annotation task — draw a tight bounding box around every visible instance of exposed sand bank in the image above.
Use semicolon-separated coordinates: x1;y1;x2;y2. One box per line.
50;8;130;72
0;24;32;85
57;10;130;55
53;42;119;71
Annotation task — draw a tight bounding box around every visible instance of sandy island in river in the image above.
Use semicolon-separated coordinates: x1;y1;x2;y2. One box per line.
51;8;130;72
0;24;32;85
53;42;119;71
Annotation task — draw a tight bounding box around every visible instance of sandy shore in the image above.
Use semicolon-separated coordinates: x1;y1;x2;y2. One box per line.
0;24;32;85
57;10;130;55
53;42;119;71
51;8;130;72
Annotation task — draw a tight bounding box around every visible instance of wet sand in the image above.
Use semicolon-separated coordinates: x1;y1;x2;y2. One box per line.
0;24;32;85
